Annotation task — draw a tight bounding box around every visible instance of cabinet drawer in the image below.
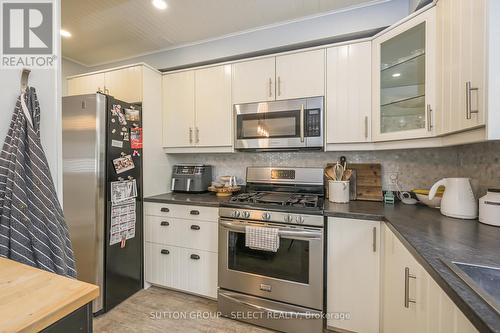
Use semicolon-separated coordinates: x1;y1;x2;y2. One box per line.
145;242;182;289
145;216;218;252
179;248;218;298
144;215;182;246
145;243;217;298
145;202;218;222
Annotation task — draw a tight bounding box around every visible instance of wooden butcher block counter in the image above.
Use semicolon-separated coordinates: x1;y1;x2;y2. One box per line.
0;257;98;333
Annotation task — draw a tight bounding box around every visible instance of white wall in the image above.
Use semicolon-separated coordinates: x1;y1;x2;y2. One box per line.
89;0;410;71
0;0;62;198
61;58;88;96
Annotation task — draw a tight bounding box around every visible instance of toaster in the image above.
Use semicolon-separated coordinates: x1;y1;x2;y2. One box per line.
479;189;500;227
171;164;212;193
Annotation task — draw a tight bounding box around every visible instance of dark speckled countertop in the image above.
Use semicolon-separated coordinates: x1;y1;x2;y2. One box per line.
145;193;500;332
144;192;231;207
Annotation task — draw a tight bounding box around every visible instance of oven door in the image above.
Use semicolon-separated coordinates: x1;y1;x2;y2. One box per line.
218;219;323;310
234;97;323;150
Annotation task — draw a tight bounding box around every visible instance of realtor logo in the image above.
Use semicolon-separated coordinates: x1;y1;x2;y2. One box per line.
1;1;55;68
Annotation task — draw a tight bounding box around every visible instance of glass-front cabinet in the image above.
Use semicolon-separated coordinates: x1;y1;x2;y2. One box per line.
372;8;437;141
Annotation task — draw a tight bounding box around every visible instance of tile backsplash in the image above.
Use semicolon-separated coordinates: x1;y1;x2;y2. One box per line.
168;141;500;196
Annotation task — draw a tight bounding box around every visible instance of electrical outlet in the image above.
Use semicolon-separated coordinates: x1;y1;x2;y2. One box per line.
389;172;399;184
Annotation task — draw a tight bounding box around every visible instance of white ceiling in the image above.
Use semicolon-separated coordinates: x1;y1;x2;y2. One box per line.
62;0;378;66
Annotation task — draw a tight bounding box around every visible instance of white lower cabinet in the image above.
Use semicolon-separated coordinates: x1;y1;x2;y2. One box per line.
144;203;218;298
327;217;381;333
382;225;478;333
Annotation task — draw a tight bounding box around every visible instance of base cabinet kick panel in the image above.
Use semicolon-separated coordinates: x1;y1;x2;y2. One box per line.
144;203;218;299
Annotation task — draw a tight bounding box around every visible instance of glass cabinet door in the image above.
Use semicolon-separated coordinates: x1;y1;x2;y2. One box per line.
373;8;436;141
380;23;426;134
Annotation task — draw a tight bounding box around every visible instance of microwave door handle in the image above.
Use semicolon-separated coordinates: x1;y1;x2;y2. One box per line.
186;178;192;191
300;104;305;143
171;178;177;191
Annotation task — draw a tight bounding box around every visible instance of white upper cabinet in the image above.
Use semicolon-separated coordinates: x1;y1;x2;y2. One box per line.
437;0;486;134
162;70;195;148
105;66;143;103
232;49;325;104
232;57;276;104
327;42;372;144
67;73;105;96
195;65;232;147
372;8;437;142
275;49;325;100
67;65;143;103
327;217;381;333
162;65;233;150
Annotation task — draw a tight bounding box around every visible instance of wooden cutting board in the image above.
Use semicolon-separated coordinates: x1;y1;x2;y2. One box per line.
349;163;383;201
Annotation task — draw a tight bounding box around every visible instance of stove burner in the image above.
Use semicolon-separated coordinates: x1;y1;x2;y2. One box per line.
230;192;321;209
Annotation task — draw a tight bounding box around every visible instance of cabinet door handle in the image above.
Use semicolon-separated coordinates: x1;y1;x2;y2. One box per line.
364;116;369;139
277;76;281;96
300;104;305;143
465;81;479;120
190;210;200;215
190;224;200;230
195;127;200;144
189;127;193;144
427;104;433;132
404;267;417;308
161;249;170;255
372;227;377;252
160;207;170;213
190;254;200;260
160;221;170;226
268;78;273;98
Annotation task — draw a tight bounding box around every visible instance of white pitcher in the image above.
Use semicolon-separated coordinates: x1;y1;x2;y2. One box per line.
429;178;477;219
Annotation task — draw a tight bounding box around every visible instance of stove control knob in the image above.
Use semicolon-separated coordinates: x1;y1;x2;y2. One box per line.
231;210;241;218
242;211;251;219
262;212;271;221
283;215;293;223
295;216;305;224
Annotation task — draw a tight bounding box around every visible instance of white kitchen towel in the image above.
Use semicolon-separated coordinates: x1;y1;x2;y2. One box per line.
245;226;280;252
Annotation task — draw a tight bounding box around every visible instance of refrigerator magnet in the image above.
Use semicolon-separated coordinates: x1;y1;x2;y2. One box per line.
111;139;123;148
125;108;140;121
130;128;142;149
112;155;135;174
111;104;121;116
123;132;130;141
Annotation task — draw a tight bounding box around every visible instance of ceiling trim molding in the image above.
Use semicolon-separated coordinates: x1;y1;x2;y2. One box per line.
82;0;393;67
62;56;90;67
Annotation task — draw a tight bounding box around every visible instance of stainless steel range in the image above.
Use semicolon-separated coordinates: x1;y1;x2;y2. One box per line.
218;167;324;333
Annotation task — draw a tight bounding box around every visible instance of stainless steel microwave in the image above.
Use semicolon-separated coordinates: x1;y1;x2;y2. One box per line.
234;96;324;151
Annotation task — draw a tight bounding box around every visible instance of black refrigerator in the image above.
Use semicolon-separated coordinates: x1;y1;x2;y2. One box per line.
62;93;143;314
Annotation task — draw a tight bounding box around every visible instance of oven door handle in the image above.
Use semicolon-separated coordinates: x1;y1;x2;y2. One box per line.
219;220;322;240
218;292;316;319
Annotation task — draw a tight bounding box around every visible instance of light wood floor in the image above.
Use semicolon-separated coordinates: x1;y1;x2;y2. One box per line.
94;286;274;333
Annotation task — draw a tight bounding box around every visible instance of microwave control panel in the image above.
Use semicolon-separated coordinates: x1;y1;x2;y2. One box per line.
305;109;321;137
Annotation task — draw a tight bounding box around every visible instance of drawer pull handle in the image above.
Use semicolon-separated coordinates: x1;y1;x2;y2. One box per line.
190;225;200;230
160;221;170;226
190;254;200;260
160;207;170;213
190;210;200;215
161;249;170;255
